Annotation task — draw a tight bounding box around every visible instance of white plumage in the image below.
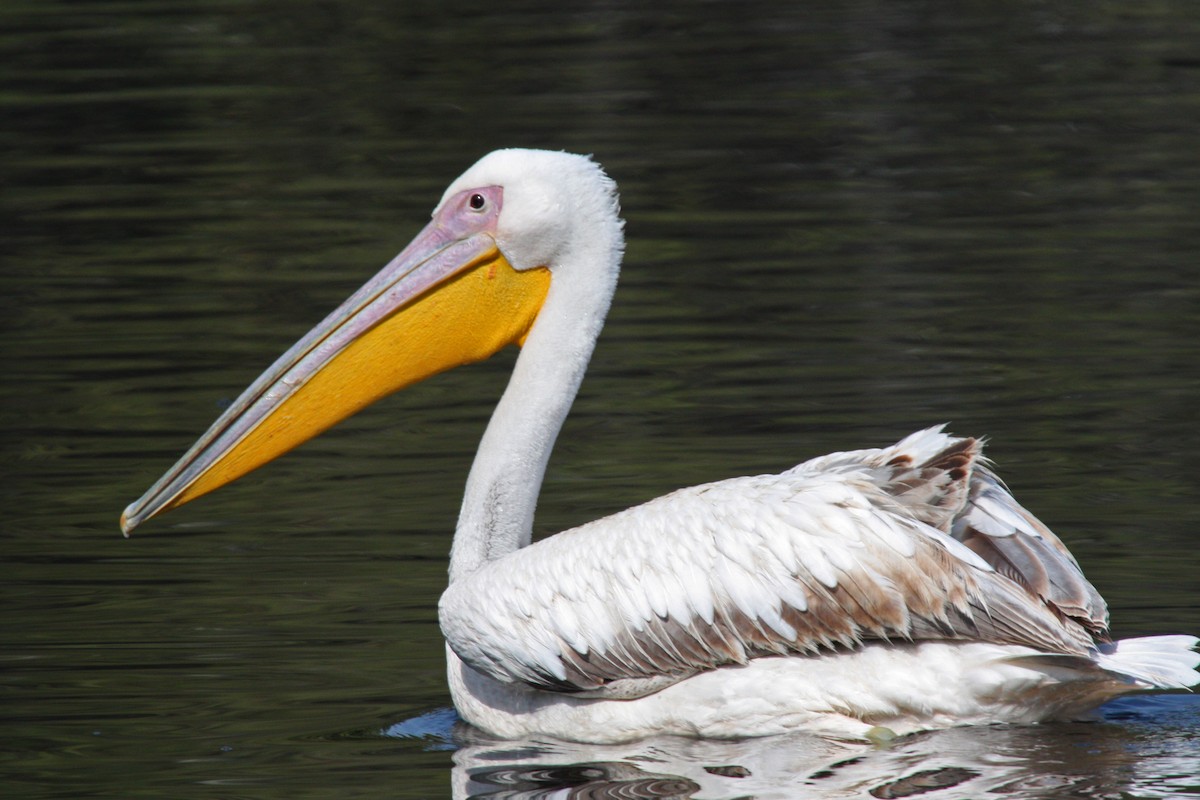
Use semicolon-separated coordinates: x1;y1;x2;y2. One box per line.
439;422;1196;741
122;148;1199;743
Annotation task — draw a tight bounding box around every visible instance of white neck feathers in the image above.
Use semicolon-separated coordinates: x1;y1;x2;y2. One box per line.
449;152;624;582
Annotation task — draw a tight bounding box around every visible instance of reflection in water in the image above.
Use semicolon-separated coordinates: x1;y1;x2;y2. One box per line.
386;698;1200;799
451;727;1018;799
465;761;702;799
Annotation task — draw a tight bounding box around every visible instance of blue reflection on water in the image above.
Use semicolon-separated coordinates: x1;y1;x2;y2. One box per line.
382;707;461;750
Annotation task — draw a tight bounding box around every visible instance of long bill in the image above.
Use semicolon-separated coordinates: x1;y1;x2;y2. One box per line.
121;188;551;535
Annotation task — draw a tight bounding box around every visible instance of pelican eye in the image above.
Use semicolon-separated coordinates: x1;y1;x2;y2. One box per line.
468;192;487;211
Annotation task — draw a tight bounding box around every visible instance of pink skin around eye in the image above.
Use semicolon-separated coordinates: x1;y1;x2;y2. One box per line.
436;185;504;239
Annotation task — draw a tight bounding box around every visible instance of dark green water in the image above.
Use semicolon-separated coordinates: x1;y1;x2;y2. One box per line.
4;1;1200;797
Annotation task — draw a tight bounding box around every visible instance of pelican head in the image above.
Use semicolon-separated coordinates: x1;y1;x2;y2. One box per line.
121;149;623;535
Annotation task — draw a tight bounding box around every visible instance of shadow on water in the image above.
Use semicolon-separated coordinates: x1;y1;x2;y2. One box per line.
383;696;1200;799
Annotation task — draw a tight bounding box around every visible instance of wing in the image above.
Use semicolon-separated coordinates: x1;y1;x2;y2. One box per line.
438;426;1110;698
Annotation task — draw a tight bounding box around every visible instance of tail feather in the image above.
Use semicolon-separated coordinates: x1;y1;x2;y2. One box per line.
1096;635;1200;689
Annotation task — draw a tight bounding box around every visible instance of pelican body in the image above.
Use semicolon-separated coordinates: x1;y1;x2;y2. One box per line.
122;149;1199;742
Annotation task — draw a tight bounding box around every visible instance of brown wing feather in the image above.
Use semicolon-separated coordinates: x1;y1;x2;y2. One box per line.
955;470;1110;636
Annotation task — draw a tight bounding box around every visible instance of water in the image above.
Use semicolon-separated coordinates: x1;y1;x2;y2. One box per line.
4;1;1200;797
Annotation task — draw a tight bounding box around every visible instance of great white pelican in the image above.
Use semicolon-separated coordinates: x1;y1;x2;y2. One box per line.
122;149;1198;742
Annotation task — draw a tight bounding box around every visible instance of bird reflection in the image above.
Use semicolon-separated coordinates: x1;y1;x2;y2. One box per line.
463;761;701;799
444;718;1155;800
384;698;1200;799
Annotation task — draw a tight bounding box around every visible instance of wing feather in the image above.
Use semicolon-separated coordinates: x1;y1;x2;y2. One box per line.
439;426;1111;697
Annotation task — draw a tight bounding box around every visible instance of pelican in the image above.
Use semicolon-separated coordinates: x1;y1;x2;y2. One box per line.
122;149;1199;742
